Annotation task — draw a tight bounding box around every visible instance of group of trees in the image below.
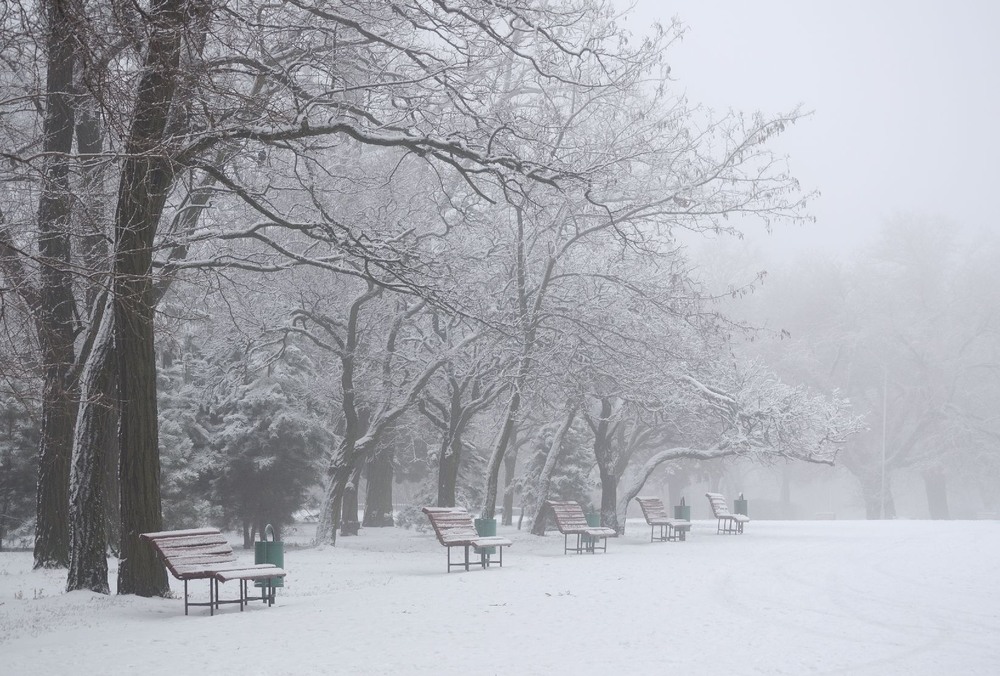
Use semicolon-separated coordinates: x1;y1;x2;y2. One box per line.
716;219;1000;519
1;0;863;598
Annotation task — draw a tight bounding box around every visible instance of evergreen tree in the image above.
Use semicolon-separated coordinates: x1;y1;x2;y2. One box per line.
0;390;39;549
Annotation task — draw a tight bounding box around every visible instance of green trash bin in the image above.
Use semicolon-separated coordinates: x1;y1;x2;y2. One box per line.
255;524;284;591
734;496;748;517
474;517;497;558
673;504;691;521
583;511;601;550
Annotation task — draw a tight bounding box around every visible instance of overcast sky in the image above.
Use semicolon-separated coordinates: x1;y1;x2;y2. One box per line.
624;0;1000;256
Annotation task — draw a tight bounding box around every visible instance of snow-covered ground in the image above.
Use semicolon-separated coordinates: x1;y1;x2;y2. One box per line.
1;519;997;675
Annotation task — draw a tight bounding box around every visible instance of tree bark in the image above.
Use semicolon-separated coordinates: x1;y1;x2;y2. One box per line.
114;0;192;597
67;300;114;593
482;392;521;520
590;399;619;530
500;429;520;526
340;465;363;535
33;0;80;570
435;385;467;506
597;462;618;532
363;443;394;527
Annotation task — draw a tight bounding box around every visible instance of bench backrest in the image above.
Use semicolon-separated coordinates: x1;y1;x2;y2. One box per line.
705;492;733;518
421;507;480;545
545;501;589;532
635;496;670;522
141;528;237;578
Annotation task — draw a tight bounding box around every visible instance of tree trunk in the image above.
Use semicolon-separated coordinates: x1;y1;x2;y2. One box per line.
114;0;192;597
316;439;357;545
33;0;80;570
500;431;520;527
436;432;461;508
860;472;896;520
923;468;949;520
340;465;362;536
598;463;619;532
363;444;394;527
590;399;619;531
482;392;521;520
67;300;115;594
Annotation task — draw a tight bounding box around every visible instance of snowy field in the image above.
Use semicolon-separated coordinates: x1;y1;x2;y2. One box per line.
1;519;998;675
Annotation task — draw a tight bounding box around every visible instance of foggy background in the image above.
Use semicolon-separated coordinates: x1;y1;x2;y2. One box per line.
628;0;1000;255
623;0;1000;519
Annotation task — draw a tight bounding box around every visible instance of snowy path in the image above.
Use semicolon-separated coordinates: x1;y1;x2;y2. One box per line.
1;520;997;675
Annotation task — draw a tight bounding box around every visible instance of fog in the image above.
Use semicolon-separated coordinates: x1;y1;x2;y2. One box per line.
629;0;1000;255
2;0;999;611
625;1;1000;518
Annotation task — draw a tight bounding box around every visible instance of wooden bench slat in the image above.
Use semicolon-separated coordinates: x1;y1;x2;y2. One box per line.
214;566;286;582
157;543;235;557
141;527;220;540
154;534;229;547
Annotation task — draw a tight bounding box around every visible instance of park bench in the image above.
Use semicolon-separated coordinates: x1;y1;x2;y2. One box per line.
545;500;617;554
634;496;691;542
141;527;287;615
421;507;513;572
705;492;751;534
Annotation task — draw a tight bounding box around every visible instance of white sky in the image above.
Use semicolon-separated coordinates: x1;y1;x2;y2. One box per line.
623;0;1000;255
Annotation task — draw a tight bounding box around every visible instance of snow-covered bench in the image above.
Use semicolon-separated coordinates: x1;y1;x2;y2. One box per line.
705;492;751;534
545;500;617;554
635;496;691;542
421;507;512;572
141;527;286;615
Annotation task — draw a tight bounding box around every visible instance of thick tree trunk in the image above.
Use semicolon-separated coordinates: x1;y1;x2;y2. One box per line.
363;444;394;527
316;439;360;545
67;301;115;593
33;0;80;570
436;433;462;508
340;465;363;536
923;469;949;520
316;465;345;545
590;398;620;531
598;463;620;532
114;0;192;597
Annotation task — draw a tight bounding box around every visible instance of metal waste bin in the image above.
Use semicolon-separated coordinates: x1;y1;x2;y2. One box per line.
474;517;497;558
582;511;601;550
255;524;284;589
734;496;748;516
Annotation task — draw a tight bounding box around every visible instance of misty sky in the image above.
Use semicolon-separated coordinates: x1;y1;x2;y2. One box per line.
626;0;1000;255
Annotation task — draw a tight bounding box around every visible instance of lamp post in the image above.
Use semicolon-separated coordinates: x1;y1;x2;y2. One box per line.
880;366;887;520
